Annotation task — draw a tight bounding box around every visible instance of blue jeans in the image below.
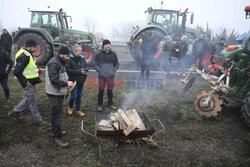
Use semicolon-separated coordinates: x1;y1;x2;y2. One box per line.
0;77;10;98
69;83;84;111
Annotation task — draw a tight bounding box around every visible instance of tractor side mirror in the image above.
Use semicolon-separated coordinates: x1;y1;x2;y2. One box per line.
190;14;194;24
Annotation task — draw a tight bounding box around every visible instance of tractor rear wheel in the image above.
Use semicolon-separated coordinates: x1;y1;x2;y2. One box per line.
241;91;250;128
81;44;95;66
131;29;165;68
16;33;52;65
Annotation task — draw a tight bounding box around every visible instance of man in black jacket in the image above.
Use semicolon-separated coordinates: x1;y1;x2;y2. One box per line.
0;29;13;56
45;45;73;148
65;44;89;117
94;39;119;112
193;33;208;70
0;49;13;102
8;39;47;126
140;32;157;78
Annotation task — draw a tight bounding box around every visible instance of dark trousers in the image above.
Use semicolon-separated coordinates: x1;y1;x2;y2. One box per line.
47;94;64;139
194;52;206;70
69;83;84;111
141;63;150;78
0;77;10;98
98;78;114;106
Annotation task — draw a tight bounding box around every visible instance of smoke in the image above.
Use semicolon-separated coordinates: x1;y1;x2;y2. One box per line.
122;89;156;111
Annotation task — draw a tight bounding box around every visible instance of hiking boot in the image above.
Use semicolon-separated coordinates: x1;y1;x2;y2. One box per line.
68;107;73;115
8;110;21;122
109;105;117;110
36;120;48;126
55;138;69;148
98;105;102;112
75;110;85;117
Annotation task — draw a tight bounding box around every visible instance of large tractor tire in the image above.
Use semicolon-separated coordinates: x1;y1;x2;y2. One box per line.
241;91;250;128
131;29;165;68
16;33;52;65
81;44;95;66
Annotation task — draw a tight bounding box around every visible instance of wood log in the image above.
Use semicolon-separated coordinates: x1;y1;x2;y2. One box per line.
125;109;146;130
117;109;136;136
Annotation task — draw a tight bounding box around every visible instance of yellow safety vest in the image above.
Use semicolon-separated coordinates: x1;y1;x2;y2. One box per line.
15;48;39;79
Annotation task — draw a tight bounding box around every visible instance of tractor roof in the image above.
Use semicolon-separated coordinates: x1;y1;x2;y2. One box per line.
28;8;66;14
146;7;180;14
152;8;179;13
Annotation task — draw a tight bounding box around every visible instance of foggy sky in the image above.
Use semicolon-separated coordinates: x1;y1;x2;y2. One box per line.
0;0;249;37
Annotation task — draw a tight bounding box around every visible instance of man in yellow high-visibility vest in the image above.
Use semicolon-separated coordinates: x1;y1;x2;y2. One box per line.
8;39;48;126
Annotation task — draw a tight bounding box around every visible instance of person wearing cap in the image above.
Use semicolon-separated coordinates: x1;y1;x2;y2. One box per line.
94;39;119;112
212;37;226;56
8;39;48;126
65;44;89;117
45;45;73;148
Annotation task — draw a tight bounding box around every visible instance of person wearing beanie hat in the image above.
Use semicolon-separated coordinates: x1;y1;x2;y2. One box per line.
58;45;71;55
8;39;48;126
102;39;111;48
25;39;37;48
45;45;73;148
94;39;119;112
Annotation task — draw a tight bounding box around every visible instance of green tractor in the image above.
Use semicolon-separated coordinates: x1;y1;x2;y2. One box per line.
13;8;99;65
181;6;250;127
127;6;200;66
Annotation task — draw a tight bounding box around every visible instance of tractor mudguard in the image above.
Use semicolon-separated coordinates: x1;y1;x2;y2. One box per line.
14;28;53;44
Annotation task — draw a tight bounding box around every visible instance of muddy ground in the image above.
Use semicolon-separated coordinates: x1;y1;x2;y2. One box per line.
0;76;250;167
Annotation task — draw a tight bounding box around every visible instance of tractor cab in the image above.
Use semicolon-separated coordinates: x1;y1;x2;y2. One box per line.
146;7;179;30
145;7;194;38
29;8;74;43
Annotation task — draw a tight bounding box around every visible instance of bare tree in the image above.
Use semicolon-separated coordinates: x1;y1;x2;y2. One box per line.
94;31;107;43
111;20;144;42
82;17;98;34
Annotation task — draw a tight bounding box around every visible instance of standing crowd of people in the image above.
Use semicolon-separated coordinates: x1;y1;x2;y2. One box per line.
0;29;119;148
141;32;227;78
0;27;227;148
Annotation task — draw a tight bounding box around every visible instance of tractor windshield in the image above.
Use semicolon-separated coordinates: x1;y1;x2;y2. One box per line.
30;12;59;28
41;13;59;28
152;11;178;28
